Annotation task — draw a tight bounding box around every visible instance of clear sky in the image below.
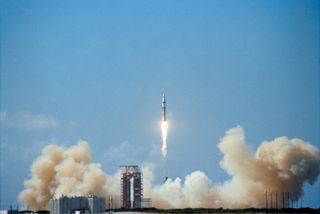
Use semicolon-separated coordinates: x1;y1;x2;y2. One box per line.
0;0;319;209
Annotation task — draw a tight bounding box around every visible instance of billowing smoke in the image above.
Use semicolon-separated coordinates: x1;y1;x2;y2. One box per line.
214;126;320;208
142;126;320;208
19;126;320;209
18;141;120;210
142;164;217;208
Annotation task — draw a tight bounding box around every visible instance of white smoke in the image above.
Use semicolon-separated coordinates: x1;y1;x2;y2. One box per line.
142;126;319;208
19;126;320;210
215;126;320;208
18;141;119;210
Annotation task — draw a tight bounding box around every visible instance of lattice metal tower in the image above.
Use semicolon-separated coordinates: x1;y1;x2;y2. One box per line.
120;165;143;209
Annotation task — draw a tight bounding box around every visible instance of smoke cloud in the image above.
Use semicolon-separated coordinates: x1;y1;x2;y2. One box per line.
214;126;319;208
18;141;119;210
19;126;320;210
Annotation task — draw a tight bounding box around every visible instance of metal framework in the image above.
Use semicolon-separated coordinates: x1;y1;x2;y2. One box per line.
120;165;143;209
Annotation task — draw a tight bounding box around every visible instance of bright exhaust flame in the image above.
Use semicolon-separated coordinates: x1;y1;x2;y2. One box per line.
161;121;168;157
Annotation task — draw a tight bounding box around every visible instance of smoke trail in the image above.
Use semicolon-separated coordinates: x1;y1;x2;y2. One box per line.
161;121;168;157
19;126;320;209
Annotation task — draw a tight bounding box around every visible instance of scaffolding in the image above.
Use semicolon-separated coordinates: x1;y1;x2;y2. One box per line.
120;165;143;209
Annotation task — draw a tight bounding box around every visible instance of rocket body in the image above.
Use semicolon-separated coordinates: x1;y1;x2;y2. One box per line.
162;94;166;121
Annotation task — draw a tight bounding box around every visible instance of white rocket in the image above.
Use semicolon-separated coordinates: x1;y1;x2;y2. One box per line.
162;94;166;121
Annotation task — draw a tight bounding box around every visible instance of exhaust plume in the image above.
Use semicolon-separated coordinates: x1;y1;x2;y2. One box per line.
19;126;320;209
161;121;168;157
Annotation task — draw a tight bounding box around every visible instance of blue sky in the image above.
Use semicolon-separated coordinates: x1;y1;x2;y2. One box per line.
0;0;319;209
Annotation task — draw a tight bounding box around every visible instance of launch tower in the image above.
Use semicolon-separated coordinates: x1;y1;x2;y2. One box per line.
120;165;142;209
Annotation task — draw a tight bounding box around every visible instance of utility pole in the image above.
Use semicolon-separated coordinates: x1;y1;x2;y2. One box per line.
291;199;295;209
265;190;268;210
282;192;285;209
207;188;210;208
275;192;278;210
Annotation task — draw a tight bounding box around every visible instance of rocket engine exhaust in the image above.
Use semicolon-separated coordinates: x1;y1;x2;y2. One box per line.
161;121;168;157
